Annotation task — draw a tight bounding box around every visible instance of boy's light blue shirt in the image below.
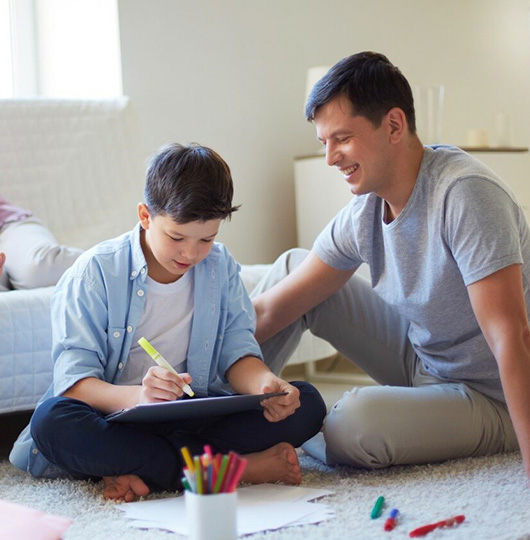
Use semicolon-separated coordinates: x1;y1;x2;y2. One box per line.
10;223;262;476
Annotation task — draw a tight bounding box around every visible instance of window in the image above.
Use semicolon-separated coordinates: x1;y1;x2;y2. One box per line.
0;0;13;97
0;0;122;98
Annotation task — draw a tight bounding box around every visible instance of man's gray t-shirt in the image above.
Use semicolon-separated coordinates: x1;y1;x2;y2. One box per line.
314;145;530;403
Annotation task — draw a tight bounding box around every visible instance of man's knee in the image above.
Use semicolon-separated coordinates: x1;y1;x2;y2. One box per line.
323;387;397;469
254;248;309;295
281;248;309;273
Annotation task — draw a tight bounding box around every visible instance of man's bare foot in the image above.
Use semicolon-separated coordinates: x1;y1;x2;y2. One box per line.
103;474;150;502
241;442;302;485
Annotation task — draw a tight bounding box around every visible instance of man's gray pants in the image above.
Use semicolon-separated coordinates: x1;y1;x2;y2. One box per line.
251;248;518;468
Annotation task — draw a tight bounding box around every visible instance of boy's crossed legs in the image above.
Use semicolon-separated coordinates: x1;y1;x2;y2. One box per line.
30;381;326;500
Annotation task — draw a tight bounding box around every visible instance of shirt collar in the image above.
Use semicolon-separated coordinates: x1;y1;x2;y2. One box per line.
129;222;148;280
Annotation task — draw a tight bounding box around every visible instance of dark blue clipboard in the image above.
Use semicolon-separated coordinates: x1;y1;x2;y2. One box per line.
105;392;287;423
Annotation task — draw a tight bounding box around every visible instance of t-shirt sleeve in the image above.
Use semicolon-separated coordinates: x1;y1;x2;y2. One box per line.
444;176;523;286
313;200;364;270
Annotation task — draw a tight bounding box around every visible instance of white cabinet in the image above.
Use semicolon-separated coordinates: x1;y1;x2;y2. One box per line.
294;154;353;250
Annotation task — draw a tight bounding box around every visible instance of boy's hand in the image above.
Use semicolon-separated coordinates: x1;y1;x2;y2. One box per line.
259;374;300;423
140;366;192;404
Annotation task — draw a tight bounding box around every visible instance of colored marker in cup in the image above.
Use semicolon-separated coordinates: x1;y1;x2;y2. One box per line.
138;337;194;397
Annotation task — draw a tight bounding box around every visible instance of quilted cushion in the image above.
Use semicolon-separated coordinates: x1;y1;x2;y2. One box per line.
0;98;144;250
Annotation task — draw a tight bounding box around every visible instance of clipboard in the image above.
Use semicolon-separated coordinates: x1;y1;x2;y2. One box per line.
105;392;287;423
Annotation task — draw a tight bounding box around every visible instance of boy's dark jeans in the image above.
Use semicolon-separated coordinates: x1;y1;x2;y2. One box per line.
30;381;326;492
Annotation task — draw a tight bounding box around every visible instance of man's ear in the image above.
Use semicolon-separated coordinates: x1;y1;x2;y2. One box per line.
137;203;151;230
386;108;407;143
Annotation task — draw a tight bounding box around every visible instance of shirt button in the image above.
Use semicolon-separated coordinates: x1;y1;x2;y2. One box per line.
137;290;144;297
127;326;133;333
204;340;209;350
118;362;124;370
140;268;146;275
131;270;137;278
113;331;121;338
32;448;38;455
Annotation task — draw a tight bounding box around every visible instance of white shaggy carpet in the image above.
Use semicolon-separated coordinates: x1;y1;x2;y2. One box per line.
0;450;529;540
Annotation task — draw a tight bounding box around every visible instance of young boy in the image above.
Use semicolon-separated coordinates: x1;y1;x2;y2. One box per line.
10;143;326;501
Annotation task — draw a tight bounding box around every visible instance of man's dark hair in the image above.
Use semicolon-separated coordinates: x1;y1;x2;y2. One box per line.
144;143;239;223
305;51;416;132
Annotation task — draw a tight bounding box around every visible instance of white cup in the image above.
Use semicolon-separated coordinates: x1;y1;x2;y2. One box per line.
185;491;237;540
466;128;489;148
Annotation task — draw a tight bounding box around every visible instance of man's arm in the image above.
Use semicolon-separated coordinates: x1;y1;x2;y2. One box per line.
467;263;530;479
253;250;356;343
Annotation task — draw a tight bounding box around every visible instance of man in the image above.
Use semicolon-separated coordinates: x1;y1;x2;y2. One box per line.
252;51;530;479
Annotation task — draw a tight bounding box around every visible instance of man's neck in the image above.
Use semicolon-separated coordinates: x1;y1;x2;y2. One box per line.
381;138;425;223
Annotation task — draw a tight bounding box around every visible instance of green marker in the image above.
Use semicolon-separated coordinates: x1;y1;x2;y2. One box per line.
371;496;385;519
138;337;195;397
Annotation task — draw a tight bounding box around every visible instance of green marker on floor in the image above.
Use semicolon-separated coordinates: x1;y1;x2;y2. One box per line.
370;495;385;519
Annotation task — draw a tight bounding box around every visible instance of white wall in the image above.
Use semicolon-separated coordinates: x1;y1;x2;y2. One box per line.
118;0;530;264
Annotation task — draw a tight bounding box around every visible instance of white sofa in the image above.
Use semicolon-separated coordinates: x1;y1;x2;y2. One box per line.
0;98;336;416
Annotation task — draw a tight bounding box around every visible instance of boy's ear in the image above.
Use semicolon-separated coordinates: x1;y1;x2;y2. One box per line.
137;203;151;230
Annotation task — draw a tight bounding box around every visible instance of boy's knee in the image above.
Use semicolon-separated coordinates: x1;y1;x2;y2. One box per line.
323;388;397;469
294;380;327;429
30;397;81;446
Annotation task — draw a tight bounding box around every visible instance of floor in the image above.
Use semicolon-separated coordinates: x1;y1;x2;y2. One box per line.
0;355;369;460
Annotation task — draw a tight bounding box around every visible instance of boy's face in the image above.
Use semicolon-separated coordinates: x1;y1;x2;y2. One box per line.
138;203;221;283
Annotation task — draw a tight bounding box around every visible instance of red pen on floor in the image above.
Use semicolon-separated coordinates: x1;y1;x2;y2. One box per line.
409;515;465;537
384;508;399;532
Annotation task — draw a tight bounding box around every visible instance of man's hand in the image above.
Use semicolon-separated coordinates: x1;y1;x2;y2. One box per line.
258;373;301;422
140;366;193;404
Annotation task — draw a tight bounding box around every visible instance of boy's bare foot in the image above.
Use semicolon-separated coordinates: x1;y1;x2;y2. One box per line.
103;474;150;502
241;442;302;485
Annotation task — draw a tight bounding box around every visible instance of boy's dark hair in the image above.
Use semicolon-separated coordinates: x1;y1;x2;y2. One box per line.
305;51;416;133
144;143;240;223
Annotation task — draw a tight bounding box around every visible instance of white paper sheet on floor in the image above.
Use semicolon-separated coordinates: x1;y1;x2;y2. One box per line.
116;484;335;535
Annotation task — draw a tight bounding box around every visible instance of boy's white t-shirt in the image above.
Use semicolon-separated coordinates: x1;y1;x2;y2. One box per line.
118;271;194;386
